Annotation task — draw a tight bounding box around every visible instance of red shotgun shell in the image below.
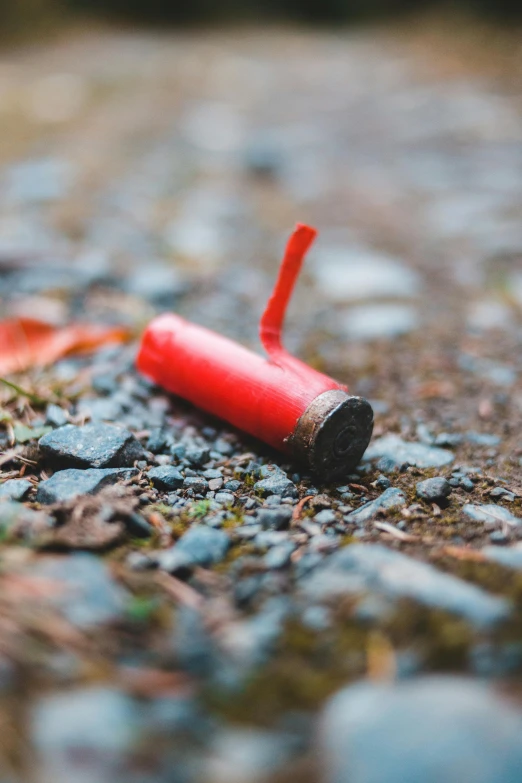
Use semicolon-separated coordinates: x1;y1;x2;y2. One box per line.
137;225;374;478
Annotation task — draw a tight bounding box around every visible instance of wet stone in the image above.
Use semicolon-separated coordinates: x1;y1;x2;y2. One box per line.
365;434;454;470
304;544;509;627
148;465;184;491
416;477;452;504
39;423;144;469
320;677;522;783
36;468;138;504
463;504;521;528
0;478;33;501
345;488;407;526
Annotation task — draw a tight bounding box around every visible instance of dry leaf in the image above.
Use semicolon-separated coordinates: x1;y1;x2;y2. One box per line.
0;317;130;375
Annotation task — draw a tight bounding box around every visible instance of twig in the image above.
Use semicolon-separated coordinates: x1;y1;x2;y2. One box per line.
292;495;314;524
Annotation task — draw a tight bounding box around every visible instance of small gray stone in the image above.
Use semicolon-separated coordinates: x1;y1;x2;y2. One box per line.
258;464;287;479
304;544;509;627
254;474;297;498
416;477;451;504
254;531;289;549
0;478;33;501
490;487;515;501
185;446;210;466
214;437;234;456
146;428;172;454
203;469;223;480
257;506;293;530
148;465;184;491
465;431;501;447
365;434;454;469
463;504;521;528
28;554;129;628
434;432;464;448
158;526;230;572
346;488;407;526
320;677;522;783
223;479;242;492
36;468;137;504
45;403;68;428
183;476;209;494
39;423;144;469
264;542;296;569
214;491;236;505
314;509;337;525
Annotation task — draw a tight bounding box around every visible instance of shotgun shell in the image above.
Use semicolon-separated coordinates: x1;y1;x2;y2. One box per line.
137;225;374;479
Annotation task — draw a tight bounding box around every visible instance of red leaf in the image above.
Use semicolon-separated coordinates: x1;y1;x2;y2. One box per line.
0;317;130;375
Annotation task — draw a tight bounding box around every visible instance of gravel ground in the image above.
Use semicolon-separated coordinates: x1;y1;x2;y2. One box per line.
1;19;522;783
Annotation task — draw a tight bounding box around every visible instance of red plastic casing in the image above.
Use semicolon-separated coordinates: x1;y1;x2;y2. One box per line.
136;225;346;452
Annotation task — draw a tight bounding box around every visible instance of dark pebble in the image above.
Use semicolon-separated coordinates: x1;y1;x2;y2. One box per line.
36;468;137;504
148;466;184;491
256;506;293;530
264;541;296;569
185;446;210;467
223;479;242;492
415;477;452;504
39;423;144;469
183;476;209;494
158;526;230;572
254;474;297;499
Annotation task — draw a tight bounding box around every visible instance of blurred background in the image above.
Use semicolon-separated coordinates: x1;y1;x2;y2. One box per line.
1;3;522;782
2;0;522;37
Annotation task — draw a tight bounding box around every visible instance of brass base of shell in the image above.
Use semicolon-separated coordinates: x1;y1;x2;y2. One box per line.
287;390;374;479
